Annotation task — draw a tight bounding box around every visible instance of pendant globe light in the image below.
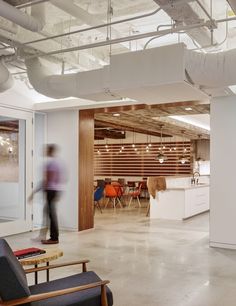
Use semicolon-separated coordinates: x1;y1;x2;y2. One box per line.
156;125;167;163
196;134;203;161
179;130;188;164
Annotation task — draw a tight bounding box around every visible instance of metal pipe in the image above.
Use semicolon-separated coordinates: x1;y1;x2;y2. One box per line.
217;16;236;23
24;20;210;59
16;0;49;9
195;0;214;22
20;8;162;46
23;13;236;60
20;0;195;47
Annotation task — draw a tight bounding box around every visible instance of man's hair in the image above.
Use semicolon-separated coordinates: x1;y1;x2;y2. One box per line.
47;144;58;156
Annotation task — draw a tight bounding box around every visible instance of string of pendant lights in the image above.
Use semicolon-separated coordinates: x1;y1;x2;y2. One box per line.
178;130;189;164
96;130;190;164
156;124;168;164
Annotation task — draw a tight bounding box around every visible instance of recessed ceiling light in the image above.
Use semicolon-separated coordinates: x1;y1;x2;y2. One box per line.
185;107;193;111
113;113;120;117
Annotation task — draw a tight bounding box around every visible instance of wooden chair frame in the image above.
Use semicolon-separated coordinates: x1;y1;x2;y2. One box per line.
0;260;109;306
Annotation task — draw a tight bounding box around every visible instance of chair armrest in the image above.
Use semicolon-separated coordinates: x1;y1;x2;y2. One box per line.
0;280;110;306
24;259;90;274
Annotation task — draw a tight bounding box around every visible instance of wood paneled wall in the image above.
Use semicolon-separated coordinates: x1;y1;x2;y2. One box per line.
94;141;192;177
79;110;94;231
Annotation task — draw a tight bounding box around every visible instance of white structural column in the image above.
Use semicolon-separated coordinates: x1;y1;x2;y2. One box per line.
47;110;79;231
210;96;236;249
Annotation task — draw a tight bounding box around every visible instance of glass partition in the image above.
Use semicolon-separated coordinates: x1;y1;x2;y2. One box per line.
0;117;26;224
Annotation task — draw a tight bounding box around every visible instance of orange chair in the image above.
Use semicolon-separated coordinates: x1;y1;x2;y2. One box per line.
128;182;143;208
104;184;122;209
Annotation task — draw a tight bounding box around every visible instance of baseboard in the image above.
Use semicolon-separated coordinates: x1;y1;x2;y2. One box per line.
33;225;77;232
78;228;95;234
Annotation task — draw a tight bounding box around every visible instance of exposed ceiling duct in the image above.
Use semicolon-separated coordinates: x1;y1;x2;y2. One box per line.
185;48;236;88
0;59;14;93
0;0;45;32
25;44;208;103
24;42;236;103
227;0;236;15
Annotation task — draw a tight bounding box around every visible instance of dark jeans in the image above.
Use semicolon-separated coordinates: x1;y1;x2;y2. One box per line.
46;190;59;241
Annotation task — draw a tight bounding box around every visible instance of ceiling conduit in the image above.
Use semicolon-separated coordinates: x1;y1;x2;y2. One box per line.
0;59;13;93
185;48;236;87
0;0;45;32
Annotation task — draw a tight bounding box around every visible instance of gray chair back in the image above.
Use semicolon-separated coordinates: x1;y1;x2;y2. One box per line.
0;239;30;301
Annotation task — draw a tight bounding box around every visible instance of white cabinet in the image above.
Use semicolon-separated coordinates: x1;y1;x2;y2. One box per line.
150;185;209;220
184;186;209;219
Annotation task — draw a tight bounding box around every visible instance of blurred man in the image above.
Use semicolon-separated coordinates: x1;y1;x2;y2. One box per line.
30;144;66;244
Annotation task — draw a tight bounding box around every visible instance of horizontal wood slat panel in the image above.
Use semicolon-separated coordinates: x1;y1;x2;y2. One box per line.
94;141;192;177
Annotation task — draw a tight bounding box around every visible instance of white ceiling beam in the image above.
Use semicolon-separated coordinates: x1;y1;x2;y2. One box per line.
50;0;132;51
153;0;216;46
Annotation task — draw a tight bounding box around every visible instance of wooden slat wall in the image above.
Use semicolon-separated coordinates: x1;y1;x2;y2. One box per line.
94;142;192;177
79;110;94;231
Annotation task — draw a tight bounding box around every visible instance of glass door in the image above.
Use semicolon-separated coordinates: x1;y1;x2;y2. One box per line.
0;107;33;237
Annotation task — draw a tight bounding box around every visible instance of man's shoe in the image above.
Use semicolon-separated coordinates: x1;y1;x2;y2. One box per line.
41;239;59;244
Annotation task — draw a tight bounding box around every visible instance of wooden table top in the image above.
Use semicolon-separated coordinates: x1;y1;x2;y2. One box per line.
19;248;63;266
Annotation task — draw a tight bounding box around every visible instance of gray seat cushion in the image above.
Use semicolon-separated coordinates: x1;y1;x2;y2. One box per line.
0;239;31;301
28;271;113;306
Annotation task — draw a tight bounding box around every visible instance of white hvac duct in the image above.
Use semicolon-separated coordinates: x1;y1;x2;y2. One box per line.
185;48;236;88
25;57;109;99
0;0;45;32
25;44;236;101
0;59;13;93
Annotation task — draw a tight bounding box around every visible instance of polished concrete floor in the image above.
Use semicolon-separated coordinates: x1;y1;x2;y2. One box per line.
5;206;236;306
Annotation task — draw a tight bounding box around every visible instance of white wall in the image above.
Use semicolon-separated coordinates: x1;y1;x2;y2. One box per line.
0;86;33;110
210;96;236;249
47;110;78;231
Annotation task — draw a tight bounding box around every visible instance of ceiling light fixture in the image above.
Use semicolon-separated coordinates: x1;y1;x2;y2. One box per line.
196;134;203;161
185;107;193;111
169;136;172;152
105;139;109;149
156;125;167;164
113;113;120;117
132;130;136;148
147;135;152;147
179;130;189;164
146;134;150;152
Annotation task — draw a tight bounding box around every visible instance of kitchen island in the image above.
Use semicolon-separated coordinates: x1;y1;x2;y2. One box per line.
149;176;209;220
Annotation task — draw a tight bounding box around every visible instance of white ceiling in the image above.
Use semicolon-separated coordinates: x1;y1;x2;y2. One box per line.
169;114;210;131
0;0;235;105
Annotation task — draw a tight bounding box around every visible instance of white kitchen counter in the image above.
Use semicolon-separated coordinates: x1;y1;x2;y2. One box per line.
149;182;209;220
168;184;210;190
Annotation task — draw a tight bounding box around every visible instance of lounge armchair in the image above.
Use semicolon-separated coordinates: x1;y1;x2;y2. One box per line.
0;239;113;306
